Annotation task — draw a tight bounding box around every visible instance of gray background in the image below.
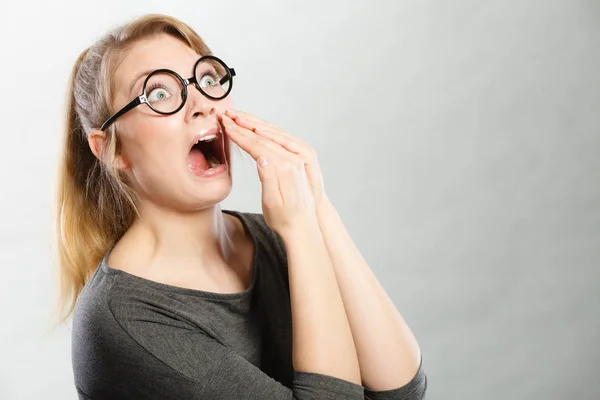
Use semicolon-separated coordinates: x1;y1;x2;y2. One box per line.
0;0;598;399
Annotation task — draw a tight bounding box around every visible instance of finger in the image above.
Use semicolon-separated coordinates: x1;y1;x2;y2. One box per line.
228;114;307;156
222;114;295;162
222;116;285;202
249;126;305;155
232;117;301;152
221;114;263;160
225;109;310;155
222;115;305;208
226;109;283;134
255;155;282;209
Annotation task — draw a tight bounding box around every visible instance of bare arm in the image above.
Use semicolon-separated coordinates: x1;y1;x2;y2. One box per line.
221;112;361;386
222;109;423;395
282;220;361;385
316;200;422;391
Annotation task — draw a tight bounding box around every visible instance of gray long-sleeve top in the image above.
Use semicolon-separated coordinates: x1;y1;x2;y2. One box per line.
72;211;427;399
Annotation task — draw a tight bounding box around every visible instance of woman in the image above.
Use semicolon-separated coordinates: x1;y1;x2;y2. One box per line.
56;14;427;400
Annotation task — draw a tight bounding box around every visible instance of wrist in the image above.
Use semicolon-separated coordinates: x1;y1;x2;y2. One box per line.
279;217;321;245
315;196;337;221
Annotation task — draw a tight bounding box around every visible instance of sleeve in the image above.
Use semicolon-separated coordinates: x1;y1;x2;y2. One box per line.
363;357;428;400
108;294;365;400
241;212;428;400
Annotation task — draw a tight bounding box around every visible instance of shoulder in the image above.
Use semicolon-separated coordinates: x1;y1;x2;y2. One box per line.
72;261;202;399
224;210;287;260
72;255;115;335
226;210;272;238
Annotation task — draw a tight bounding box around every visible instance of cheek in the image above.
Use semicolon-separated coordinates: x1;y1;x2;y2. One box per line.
120;118;181;167
215;98;233;113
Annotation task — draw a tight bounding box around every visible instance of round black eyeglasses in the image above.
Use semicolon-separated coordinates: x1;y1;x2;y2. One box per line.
100;55;236;131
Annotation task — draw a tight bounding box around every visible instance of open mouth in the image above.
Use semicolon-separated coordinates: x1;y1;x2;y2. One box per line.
187;128;226;173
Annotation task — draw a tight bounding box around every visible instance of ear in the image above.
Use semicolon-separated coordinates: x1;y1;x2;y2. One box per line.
88;129;130;169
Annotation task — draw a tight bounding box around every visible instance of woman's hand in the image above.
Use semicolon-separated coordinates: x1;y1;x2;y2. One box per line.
223;109;328;207
220;113;318;238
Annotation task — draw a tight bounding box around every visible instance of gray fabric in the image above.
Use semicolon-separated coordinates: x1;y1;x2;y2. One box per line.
72;210;427;399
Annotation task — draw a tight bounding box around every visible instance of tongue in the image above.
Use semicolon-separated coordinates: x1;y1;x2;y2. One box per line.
188;148;208;171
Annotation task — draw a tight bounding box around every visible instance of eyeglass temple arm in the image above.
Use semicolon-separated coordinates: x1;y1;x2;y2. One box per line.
219;68;236;86
100;97;143;131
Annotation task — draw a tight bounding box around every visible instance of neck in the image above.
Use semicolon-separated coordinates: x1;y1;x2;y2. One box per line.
126;201;238;272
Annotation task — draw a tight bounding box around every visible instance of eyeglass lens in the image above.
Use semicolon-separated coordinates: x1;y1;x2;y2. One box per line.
145;58;231;113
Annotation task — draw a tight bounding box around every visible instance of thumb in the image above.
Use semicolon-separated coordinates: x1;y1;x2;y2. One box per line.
256;156;280;208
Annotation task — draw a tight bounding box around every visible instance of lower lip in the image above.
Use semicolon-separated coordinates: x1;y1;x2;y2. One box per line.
189;162;228;178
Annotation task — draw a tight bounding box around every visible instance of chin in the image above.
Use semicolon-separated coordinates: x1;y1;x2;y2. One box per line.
142;165;232;212
188;174;233;210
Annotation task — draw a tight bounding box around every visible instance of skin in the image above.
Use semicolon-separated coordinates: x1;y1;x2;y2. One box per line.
88;34;248;292
224;111;423;389
88;32;421;390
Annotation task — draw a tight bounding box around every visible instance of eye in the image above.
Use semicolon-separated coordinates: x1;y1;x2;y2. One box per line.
147;86;172;102
199;73;219;88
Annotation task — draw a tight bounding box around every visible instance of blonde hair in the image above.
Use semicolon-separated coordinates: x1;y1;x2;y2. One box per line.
53;14;213;325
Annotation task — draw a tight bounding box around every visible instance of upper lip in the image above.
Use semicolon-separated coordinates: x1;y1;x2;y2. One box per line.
188;126;222;152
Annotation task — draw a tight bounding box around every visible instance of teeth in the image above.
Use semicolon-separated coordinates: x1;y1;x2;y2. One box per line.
196;134;217;144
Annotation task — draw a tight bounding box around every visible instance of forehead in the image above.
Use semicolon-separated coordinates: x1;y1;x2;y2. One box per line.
114;34;200;95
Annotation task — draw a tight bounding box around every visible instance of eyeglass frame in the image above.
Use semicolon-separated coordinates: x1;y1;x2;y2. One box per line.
100;55;236;131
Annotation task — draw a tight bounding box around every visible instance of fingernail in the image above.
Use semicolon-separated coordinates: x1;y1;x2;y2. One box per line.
226;109;238;118
258;156;268;167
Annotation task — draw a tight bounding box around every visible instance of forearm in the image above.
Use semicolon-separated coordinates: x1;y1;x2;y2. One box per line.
281;220;361;385
316;200;422;391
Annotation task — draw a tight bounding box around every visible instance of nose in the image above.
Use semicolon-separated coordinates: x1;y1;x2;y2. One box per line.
185;86;217;122
194;103;217;118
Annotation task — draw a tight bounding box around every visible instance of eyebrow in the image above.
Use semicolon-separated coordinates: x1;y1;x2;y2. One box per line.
128;68;156;97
